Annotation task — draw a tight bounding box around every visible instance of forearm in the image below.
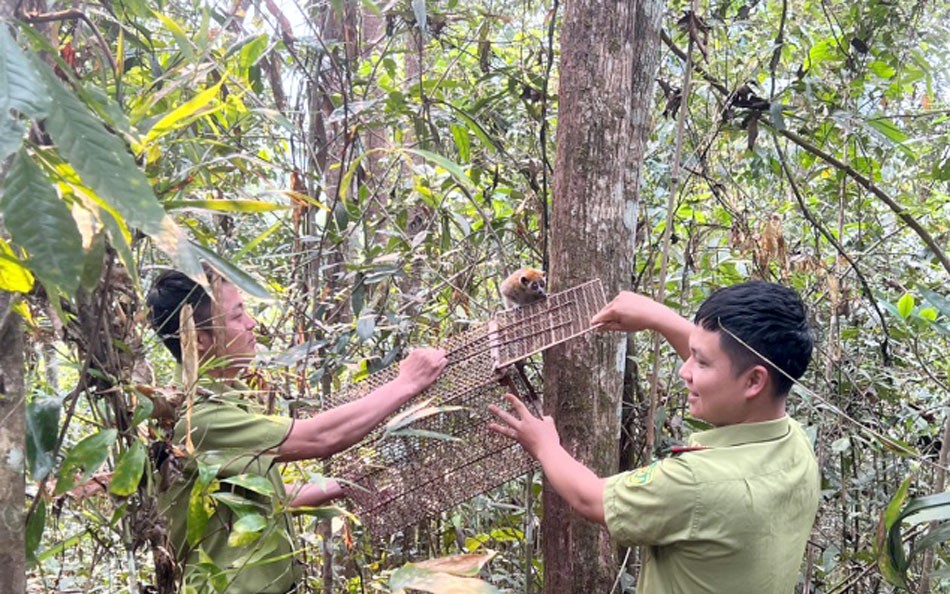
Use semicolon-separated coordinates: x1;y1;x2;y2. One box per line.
287;480;345;508
277;378;417;461
650;306;694;361
536;444;607;525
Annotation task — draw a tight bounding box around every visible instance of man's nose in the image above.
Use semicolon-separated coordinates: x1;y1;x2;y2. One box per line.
678;360;690;383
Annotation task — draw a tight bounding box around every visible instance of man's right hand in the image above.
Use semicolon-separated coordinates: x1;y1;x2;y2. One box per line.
396;348;448;394
591;291;666;332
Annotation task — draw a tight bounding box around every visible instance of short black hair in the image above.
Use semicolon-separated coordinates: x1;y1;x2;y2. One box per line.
146;269;216;362
694;281;813;396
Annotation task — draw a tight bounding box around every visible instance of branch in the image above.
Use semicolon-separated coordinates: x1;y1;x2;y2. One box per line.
661;29;950;279
775;126;950;277
773;136;891;364
17;8;118;76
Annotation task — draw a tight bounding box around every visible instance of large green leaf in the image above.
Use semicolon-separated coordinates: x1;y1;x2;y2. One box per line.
921;288;950;318
142;79;224;145
25;396;61;481
54;429;118;495
406;148;477;190
1;150;84;294
36;59;203;282
0;115;25;161
110;440;147;496
25;497;45;565
190;242;272;300
220;473;275;497
0;24;51;118
187;463;221;547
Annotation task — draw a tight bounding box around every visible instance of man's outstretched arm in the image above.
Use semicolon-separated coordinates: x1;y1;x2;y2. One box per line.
276;348;447;461
591;291;694;361
489;394;606;525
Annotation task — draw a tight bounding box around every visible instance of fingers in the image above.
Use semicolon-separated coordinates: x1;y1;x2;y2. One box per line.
488;400;522;427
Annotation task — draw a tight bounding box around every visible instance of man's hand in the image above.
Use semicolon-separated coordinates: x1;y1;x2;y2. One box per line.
489;394;607;525
488;394;560;460
591;291;666;333
396;348;448;394
591;291;694;361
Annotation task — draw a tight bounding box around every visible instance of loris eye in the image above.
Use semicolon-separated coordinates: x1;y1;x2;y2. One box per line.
538;279;546;288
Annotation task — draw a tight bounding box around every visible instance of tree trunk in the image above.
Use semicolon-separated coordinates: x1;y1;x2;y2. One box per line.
0;290;26;594
543;0;664;591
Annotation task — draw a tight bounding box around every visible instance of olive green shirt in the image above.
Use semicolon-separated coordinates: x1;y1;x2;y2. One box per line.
158;380;298;594
603;416;819;594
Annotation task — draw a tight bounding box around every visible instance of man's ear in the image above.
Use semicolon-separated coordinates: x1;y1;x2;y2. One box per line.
195;328;215;358
743;365;770;399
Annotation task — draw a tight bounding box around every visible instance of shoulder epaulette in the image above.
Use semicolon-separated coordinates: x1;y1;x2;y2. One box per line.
670;445;710;456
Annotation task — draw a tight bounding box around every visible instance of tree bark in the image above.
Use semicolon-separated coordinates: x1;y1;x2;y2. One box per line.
543;0;664;591
0;290;26;594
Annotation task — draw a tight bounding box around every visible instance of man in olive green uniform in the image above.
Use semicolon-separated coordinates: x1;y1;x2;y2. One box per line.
489;281;819;594
148;270;447;593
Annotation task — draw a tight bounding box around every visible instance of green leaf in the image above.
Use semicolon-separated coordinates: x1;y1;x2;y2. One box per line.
131;397;154;427
189;242;272;300
0;24;52;117
153;11;196;60
227;513;267;547
1;150;84;294
451;124;471;161
37;58;203;282
356;315;376;341
210;492;264;516
769;102;786;131
0;115;25;161
864;118;915;158
26;497;45;565
897;293;914;319
79;229;107;291
110;440;147;496
236;34;270;72
0;239;34;293
869;60;896;79
164;199;287;213
187;484;218;547
25;396;61;481
143;79;224;144
54;429;118;495
220;474;275;497
406;148;476;190
921;289;950;318
912;522;950;558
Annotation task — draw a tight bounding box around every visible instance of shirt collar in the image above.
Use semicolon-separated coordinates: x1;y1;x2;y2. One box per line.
688;415;791;448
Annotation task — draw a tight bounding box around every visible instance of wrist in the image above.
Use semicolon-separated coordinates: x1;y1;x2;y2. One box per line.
390;376;423;402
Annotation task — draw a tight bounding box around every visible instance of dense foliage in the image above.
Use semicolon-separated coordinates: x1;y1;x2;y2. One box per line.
1;0;948;591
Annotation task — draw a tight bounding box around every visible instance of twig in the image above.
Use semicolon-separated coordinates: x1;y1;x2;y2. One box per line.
646;0;697;461
772;136;891;363
18;8;118;76
539;0;559;272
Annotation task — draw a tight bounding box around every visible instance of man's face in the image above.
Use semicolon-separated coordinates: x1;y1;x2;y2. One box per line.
678;326;750;427
200;280;257;373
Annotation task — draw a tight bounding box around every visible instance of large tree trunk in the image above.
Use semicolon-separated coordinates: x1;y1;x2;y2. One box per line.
0;290;25;594
543;0;664;591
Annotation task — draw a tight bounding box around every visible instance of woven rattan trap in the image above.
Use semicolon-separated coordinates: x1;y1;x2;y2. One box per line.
326;279;607;536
